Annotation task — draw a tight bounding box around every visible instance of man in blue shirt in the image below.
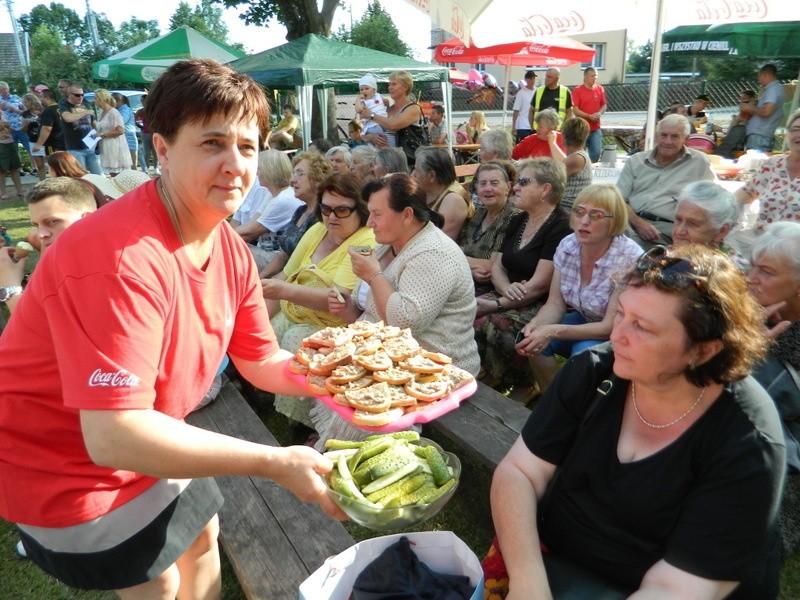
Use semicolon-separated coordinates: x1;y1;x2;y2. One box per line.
742;64;785;153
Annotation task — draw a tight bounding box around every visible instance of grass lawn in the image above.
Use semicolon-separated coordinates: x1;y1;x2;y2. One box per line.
1;194;799;597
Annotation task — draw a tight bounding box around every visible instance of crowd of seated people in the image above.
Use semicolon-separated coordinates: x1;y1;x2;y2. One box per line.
6;69;800;597
265;117;798;595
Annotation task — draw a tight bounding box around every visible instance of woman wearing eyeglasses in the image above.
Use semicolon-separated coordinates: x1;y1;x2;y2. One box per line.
515;184;642;393
488;244;784;600
473;158;571;401
259;151;332;279
264;172;375;432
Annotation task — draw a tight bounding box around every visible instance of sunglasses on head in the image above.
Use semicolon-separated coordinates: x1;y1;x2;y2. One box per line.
516;176;535;187
635;246;704;290
320;204;356;218
71;92;84;97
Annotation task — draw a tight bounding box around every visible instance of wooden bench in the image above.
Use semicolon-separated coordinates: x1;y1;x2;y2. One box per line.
425;381;531;471
186;380;355;599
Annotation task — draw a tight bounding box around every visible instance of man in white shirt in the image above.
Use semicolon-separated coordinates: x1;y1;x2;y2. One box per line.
512;71;536;144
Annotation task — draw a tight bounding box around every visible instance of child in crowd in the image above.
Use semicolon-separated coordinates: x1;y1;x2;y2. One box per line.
0;224;11;247
355;74;395;146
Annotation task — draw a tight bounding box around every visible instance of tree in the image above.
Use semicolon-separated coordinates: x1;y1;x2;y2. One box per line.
116;18;161;51
27;25;92;89
334;0;412;58
214;0;343;140
171;1;228;42
214;0;339;40
19;2;88;48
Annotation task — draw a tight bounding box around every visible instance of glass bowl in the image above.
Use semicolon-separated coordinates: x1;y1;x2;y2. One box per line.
324;438;461;531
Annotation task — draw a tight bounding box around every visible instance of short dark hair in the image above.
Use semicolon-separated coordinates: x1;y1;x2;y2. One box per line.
315;172;369;226
144;59;270;145
282;104;294;112
583;66;597;75
619;244;768;385
524;70;537;79
741;89;757;100
760;63;778;77
41;89;57;102
362;173;443;229
26;177;96;212
431;105;445;115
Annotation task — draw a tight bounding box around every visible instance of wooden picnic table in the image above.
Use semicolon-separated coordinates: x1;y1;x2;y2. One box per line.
186;380;355;599
434;143;480;165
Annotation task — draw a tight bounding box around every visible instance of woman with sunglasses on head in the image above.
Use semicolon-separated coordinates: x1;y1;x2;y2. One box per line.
515;184;641;394
263;172;375;433
473;158;572;401
487;244;784;600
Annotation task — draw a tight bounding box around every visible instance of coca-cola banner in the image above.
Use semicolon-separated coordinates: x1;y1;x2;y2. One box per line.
402;0;796;48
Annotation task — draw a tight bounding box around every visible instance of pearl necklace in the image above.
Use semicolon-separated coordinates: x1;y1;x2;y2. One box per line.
631;382;706;430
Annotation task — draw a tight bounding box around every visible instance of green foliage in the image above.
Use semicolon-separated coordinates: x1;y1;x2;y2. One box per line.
28;25;92;90
626;40;652;74
171;1;228;42
116;18;161;51
18;2;87;48
335;0;413;58
213;0;340;39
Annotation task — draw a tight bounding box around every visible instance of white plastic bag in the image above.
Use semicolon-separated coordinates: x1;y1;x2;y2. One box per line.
299;530;483;600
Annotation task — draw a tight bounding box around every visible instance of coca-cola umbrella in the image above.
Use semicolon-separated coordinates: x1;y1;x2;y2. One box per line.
435;37;595;125
434;36;596;67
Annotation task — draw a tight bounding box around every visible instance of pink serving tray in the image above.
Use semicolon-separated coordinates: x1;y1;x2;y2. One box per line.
286;367;477;433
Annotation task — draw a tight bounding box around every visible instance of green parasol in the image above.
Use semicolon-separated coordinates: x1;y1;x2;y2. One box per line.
92;26;246;84
661;21;800;58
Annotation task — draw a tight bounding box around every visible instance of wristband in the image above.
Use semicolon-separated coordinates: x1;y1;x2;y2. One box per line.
493;297;503;311
367;271;383;284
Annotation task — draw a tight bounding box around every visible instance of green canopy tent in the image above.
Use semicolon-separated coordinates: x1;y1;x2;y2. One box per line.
92;26;246;84
228;34;452;150
661;21;800;114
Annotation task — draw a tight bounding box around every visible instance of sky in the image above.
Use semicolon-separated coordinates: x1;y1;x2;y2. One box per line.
1;0;435;59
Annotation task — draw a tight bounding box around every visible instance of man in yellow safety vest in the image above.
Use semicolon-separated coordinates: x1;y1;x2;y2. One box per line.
528;67;573;131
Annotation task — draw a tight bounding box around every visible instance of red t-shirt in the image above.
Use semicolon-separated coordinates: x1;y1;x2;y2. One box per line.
0;180;277;527
511;132;564;160
571;84;607;132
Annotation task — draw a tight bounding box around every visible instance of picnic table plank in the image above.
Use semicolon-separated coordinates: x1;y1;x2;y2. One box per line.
187;381;354;599
467;381;532;434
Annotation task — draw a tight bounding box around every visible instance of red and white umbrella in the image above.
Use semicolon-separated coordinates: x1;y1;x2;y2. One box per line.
434;36;595;67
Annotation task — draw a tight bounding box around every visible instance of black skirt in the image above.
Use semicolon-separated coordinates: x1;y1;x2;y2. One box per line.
17;477;223;591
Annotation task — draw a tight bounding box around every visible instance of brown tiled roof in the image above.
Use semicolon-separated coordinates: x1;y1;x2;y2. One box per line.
0;33;24;79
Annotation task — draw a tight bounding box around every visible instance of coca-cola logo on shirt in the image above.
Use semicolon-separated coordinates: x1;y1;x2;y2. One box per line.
88;369;141;387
